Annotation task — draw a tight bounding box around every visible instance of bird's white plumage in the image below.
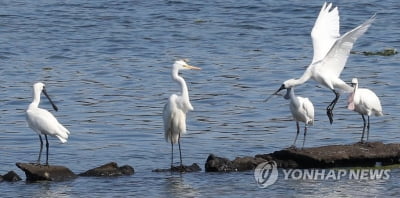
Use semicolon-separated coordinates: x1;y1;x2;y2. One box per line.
311;2;340;63
282;3;375;92
348;78;383;117
163;60;200;144
284;88;314;147
26;108;70;143
272;2;375;124
285;88;314;126
163;94;188;144
26;82;70;143
320;14;376;80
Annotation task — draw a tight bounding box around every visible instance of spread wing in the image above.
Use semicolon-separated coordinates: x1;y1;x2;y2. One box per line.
311;2;340;64
322;14;376;78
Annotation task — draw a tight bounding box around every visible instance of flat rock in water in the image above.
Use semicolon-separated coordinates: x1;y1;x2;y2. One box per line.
153;163;201;173
16;163;77;181
206;142;400;172
2;171;22;182
205;154;267;172
79;162;134;177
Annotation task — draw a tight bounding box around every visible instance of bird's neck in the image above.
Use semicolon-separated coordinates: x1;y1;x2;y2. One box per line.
172;70;193;111
289;88;300;107
354;84;359;92
28;89;41;109
296;68;312;85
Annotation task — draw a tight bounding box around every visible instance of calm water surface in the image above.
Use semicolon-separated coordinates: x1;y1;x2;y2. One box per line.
0;0;399;197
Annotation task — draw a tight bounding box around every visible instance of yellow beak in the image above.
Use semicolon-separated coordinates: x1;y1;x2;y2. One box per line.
184;64;201;70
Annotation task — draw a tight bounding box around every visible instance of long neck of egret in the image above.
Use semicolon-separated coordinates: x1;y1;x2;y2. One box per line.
172;68;193;111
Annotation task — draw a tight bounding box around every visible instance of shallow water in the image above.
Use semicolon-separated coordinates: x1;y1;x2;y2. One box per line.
0;0;399;197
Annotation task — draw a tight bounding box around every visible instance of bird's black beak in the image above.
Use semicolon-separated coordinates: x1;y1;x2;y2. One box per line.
265;84;286;102
42;87;58;112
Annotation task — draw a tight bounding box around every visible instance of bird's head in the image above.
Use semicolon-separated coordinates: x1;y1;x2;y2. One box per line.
33;82;45;92
274;79;297;94
264;79;296;102
351;78;358;87
173;59;201;71
33;82;58;111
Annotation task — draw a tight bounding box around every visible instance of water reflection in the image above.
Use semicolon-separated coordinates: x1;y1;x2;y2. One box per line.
164;175;200;198
29;181;71;198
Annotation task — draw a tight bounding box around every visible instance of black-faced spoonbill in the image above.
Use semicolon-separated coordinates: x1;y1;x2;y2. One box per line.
268;2;376;124
25;82;70;165
347;78;383;142
284;88;314;148
163;60;201;168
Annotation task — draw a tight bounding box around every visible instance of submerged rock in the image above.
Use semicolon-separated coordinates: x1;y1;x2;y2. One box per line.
206;142;400;172
153;163;202;173
16;163;77;181
79;162;134;177
2;171;22;182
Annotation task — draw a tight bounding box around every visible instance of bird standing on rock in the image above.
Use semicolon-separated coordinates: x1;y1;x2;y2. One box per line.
347;78;383;142
26;82;70;165
267;2;376;124
283;88;314;148
163;60;201;168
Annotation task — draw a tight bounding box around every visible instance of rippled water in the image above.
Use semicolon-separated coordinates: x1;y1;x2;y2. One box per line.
0;0;399;197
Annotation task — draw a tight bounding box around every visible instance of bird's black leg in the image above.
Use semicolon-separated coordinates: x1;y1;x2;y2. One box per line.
178;133;183;168
170;135;174;168
327;90;340;124
37;135;43;165
293;122;300;147
361;114;366;143
302;125;307;149
45;135;49;166
366;116;370;142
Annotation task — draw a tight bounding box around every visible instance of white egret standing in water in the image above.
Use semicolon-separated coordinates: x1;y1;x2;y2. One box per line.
347;78;383;142
25;82;70;165
284;88;314;148
163;60;201;168
267;2;376;124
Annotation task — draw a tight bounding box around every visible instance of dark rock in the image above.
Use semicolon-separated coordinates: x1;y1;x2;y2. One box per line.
205;154;267;172
232;156;268;171
0;175;2;182
206;142;400;172
205;154;236;172
79;162;134;177
16;163;77;181
153;163;202;173
2;171;22;182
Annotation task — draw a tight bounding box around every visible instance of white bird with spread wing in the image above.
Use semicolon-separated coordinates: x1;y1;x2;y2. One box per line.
267;2;376;124
25;82;70;165
163;60;201;168
348;78;383;142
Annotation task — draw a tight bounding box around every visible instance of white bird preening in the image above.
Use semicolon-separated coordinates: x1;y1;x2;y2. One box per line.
25;82;70;165
347;78;383;142
267;2;376;124
163;60;201;168
284;88;314;148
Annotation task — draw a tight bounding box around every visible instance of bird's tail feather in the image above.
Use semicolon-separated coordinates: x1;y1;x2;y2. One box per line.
56;125;70;143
